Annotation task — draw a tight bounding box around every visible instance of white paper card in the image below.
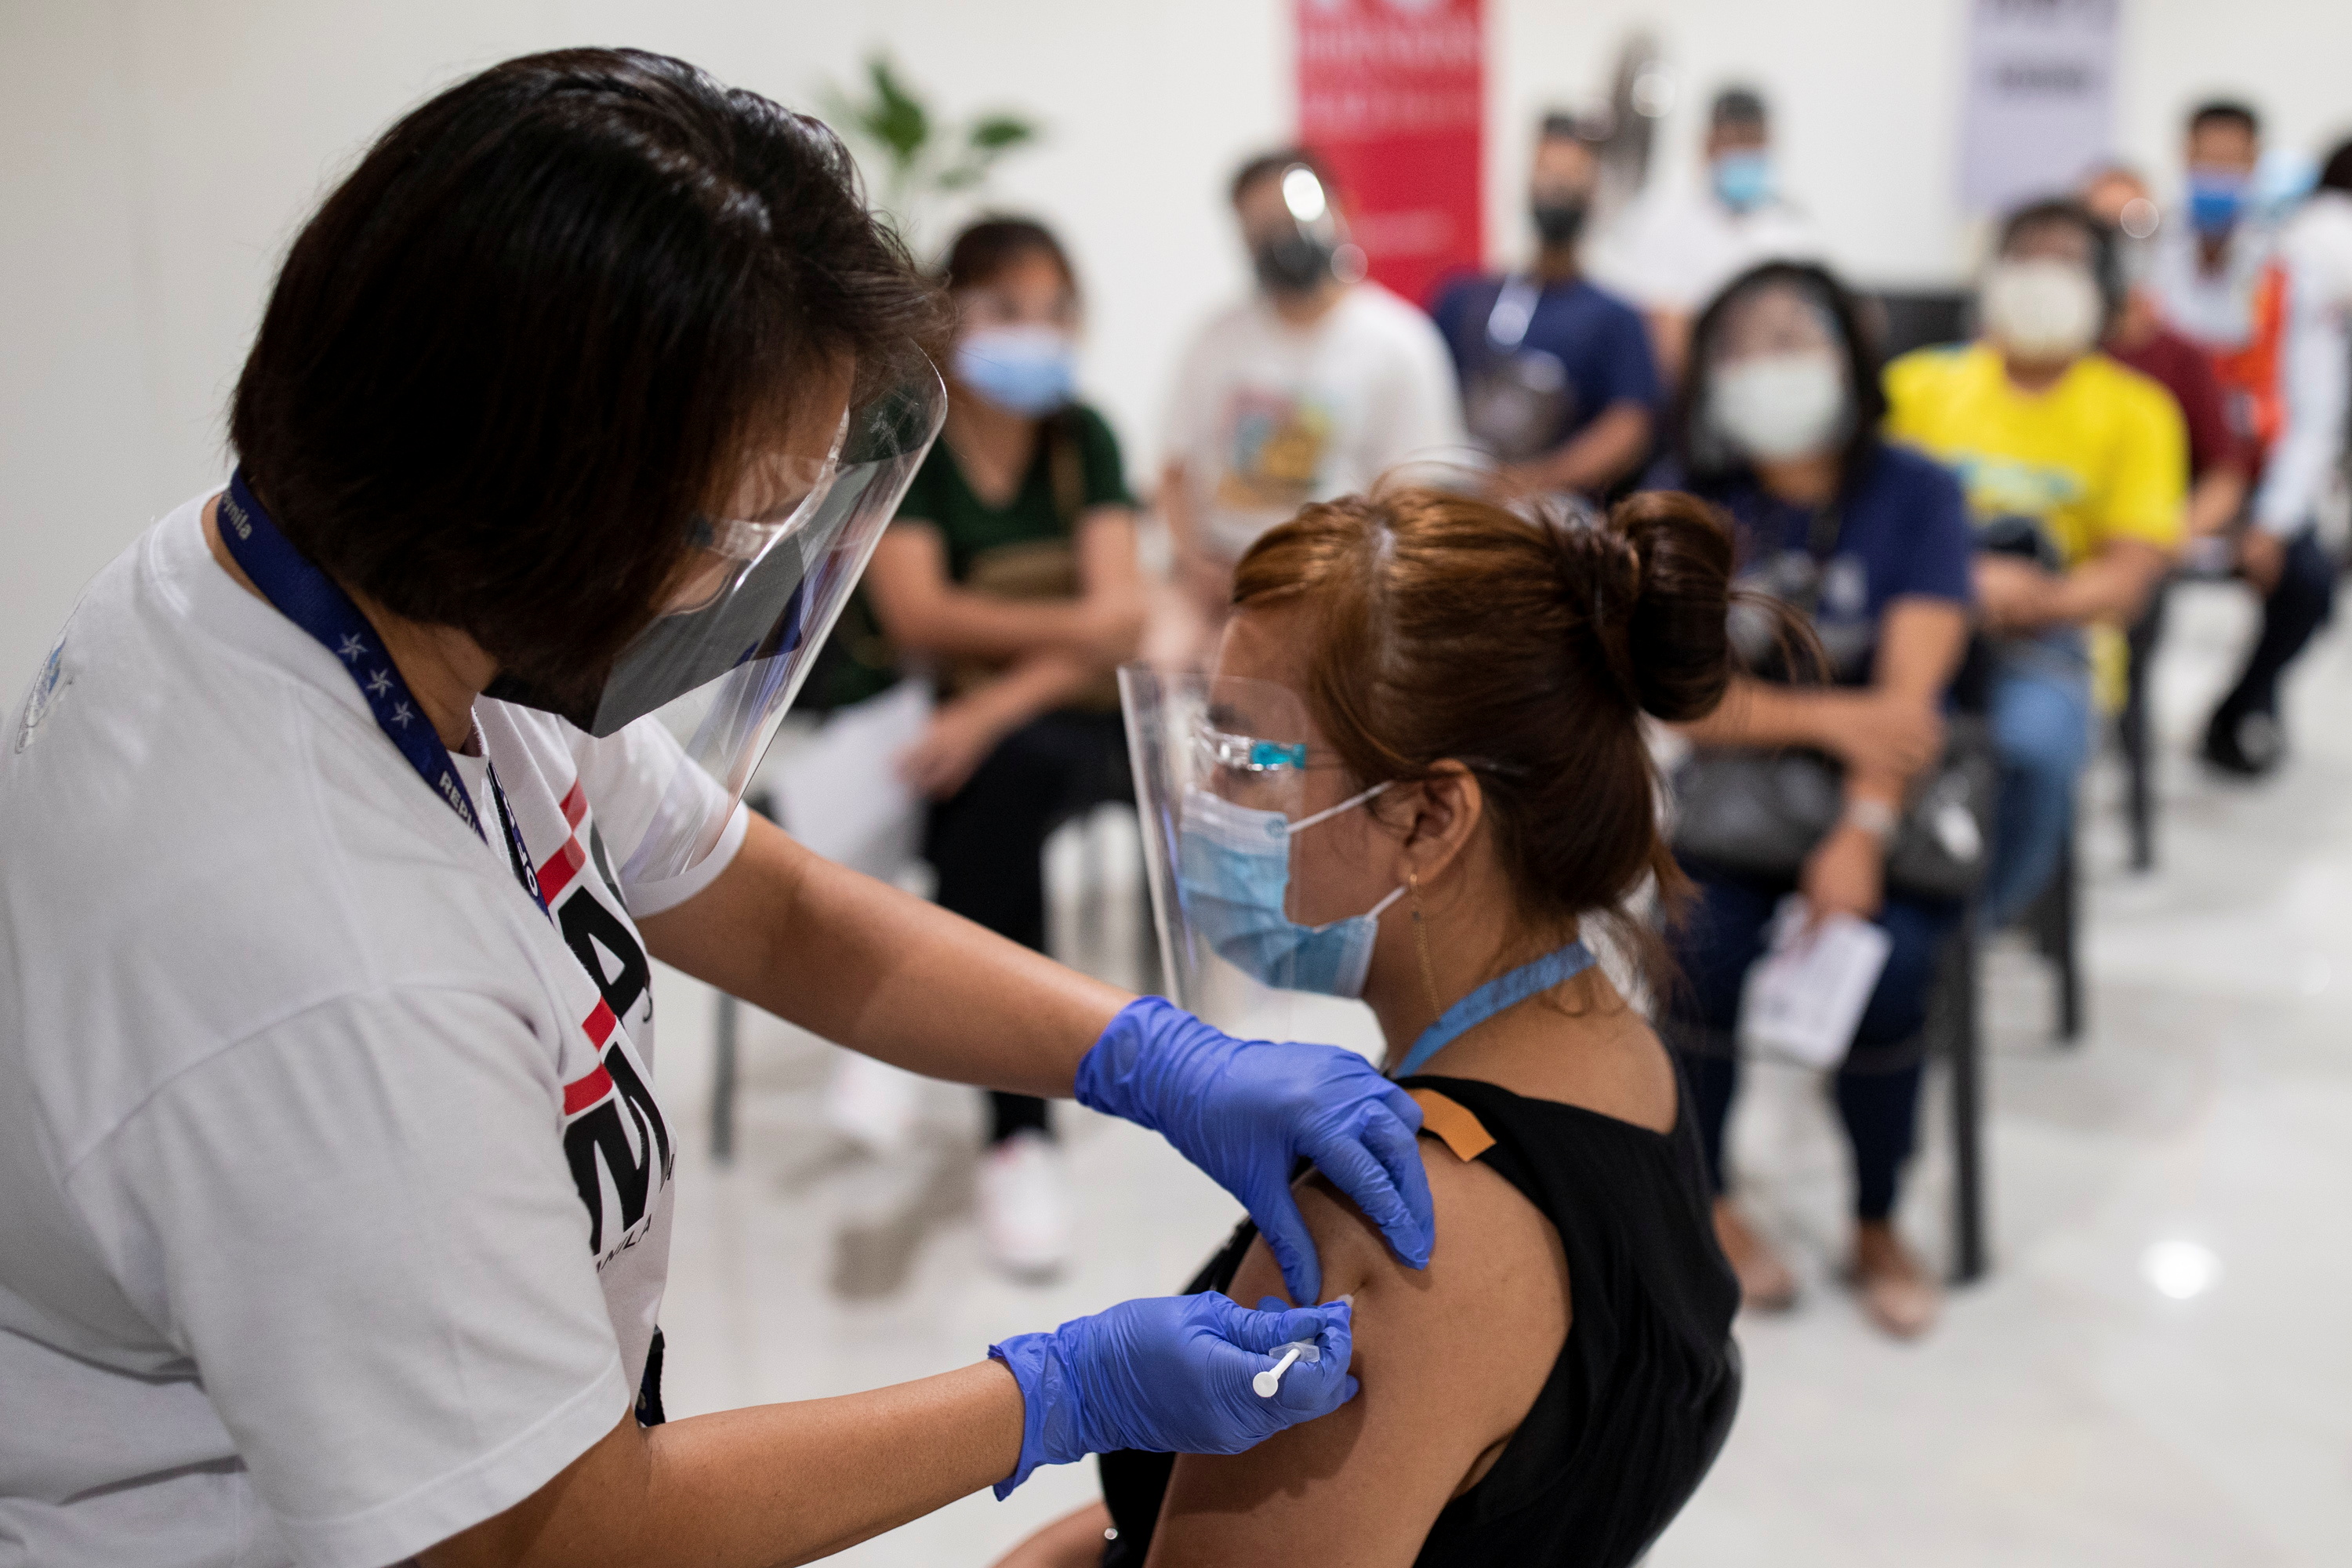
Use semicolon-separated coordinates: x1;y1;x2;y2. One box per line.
1737;896;1893;1069
769;679;932;877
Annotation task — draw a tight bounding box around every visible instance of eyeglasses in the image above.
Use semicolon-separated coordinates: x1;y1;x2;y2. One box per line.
1193;720;1310;775
666;411;851;615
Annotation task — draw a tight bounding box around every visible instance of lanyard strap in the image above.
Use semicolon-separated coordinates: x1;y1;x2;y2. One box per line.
1392;940;1597;1080
216;470;546;915
1484;274;1543;350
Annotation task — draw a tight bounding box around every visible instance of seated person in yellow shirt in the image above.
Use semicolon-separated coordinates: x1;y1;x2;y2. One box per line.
1884;199;2185;925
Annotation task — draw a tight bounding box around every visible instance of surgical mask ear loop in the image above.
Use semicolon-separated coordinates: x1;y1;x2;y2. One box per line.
1408;869;1444;1028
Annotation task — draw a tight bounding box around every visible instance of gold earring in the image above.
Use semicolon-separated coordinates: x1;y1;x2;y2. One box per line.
1408;869;1443;1021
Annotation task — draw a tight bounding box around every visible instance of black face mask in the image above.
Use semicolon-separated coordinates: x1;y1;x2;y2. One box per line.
1530;198;1588;247
1254;231;1336;296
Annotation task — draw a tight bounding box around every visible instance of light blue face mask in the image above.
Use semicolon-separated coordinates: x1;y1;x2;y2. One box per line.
1711;150;1773;213
953;325;1076;416
1175;782;1403;999
2187;172;2249;238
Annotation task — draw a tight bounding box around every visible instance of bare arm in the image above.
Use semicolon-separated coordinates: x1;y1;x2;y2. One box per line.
1145;1148;1563;1566
2187;463;2249;540
1505;401;1654;497
1976;537;2171;633
862;512;1141;666
896;511;1145;798
424;1363;1023;1568
639;812;1127;1096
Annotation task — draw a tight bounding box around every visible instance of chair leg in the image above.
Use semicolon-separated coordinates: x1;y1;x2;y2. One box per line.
706;787;767;1168
2122;701;2154;873
1945;918;1987;1284
710;991;739;1165
2055;837;2083;1044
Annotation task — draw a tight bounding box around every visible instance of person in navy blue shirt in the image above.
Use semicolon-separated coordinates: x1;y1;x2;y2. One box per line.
1649;262;1976;1340
1429;113;1661;496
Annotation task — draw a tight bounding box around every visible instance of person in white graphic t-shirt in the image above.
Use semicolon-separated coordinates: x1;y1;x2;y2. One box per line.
0;49;1437;1568
1159;148;1471;650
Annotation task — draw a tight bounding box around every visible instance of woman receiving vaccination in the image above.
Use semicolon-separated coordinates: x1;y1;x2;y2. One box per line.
1003;483;1748;1566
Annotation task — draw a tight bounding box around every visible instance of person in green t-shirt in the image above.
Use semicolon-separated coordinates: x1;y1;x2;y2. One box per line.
851;217;1145;1279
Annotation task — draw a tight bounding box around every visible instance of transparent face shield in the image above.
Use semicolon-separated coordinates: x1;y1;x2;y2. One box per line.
598;368;946;884
1121;665;1398;1041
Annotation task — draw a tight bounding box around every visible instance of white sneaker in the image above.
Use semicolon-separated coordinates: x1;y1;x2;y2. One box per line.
824;1051;924;1156
977;1130;1070;1280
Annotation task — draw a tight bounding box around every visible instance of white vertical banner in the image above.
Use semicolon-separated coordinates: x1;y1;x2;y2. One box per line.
1958;0;2120;214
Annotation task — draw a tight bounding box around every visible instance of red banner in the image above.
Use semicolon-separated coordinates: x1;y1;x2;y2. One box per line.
1297;0;1485;308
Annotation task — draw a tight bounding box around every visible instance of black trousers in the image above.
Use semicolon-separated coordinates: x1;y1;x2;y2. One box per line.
924;710;1127;1145
2212;527;2337;722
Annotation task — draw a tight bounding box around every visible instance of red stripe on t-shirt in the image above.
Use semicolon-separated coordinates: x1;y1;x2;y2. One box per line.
583;999;618;1047
539;836;586;900
563;1063;613;1116
561;781;587;828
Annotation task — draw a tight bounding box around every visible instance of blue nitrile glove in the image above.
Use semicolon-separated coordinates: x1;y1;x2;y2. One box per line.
1075;995;1434;1305
988;1292;1356;1497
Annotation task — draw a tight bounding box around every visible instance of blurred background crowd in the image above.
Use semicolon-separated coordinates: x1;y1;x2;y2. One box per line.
7;2;2351;1563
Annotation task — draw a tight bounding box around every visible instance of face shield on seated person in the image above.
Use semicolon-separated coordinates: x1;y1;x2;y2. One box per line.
489;365;947;883
1121;666;1404;1036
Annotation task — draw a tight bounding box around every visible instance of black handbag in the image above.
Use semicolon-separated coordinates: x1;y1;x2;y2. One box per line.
1668;504;1998;903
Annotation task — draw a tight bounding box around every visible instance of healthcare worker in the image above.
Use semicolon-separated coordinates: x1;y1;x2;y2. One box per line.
0;50;1432;1568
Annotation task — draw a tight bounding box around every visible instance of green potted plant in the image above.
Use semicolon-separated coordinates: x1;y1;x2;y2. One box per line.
824;53;1040;246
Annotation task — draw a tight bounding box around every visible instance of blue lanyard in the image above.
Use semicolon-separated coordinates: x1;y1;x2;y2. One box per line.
1391;940;1597;1080
216;470;546;915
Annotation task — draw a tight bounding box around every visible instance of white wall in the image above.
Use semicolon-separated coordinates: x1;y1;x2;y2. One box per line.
5;0;2351;694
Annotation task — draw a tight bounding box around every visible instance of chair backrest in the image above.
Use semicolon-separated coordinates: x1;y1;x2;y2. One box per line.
1861;289;1974;361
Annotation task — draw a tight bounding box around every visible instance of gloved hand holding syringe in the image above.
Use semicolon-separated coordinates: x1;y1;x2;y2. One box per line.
1254;1294;1352;1397
988;1290;1359;1497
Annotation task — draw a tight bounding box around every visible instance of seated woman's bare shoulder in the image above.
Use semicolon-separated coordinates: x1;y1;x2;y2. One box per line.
1143;1122;1570;1567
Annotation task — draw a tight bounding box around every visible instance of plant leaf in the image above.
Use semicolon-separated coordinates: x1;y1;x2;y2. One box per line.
866;54;930;162
968;114;1036;151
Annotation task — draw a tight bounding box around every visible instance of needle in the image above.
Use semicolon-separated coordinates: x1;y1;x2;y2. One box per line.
1253;1346;1302;1399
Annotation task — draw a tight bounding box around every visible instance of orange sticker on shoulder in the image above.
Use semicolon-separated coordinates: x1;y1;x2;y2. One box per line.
1408;1088;1494;1163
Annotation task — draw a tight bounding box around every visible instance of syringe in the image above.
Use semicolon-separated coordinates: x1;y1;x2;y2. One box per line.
1252;1295;1351;1398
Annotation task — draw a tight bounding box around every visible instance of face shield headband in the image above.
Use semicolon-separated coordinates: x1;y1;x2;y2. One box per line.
489;365;947;884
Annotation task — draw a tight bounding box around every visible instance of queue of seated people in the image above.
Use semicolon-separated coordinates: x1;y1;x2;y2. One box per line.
799;89;2349;1354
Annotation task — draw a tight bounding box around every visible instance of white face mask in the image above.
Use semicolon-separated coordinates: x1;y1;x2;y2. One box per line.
1708;349;1847;462
1980;259;2102;361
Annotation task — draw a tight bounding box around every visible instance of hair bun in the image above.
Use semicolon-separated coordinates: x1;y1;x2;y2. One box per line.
1598;491;1736;722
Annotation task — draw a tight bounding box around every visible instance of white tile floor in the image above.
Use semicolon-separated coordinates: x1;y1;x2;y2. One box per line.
648;579;2352;1566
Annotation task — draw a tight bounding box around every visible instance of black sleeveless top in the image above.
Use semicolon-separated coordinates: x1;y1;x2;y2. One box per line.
1098;1072;1742;1567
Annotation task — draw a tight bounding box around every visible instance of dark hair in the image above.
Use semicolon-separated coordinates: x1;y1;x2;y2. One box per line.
1230;485;1737;977
1998;196;2125;324
1676;260;1886;497
2187;99;2261;140
940;216;1079;297
1539;111;1596;143
1231;147;1338;207
2320;138;2352;196
1711;86;1769;129
229;47;946;703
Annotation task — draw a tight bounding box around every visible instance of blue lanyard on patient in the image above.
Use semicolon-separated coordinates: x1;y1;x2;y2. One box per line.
216;469;546;914
1389;940;1597;1080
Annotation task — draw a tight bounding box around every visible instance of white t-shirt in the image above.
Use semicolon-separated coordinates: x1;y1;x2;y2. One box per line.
1588;186;1826;315
2254;191;2352;532
0;496;744;1568
1163;282;1470;563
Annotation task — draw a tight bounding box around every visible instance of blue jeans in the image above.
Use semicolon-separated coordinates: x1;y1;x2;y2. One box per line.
1982;640;2092;928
